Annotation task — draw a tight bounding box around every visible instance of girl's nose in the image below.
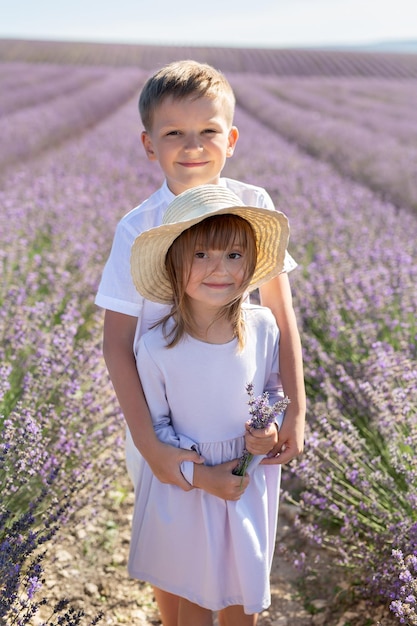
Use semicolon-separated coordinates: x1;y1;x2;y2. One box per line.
210;255;227;274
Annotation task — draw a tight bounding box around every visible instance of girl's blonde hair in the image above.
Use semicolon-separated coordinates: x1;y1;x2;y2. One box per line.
159;214;257;349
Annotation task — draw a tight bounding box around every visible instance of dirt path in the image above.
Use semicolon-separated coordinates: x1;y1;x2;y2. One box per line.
34;473;395;626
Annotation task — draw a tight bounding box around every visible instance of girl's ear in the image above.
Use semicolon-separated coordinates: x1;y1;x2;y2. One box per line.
226;126;239;157
141;131;158;161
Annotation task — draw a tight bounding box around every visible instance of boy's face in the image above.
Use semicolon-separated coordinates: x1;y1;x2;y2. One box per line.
141;95;239;196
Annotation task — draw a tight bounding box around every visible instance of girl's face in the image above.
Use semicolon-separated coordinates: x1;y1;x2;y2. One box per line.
166;214;257;313
185;244;248;310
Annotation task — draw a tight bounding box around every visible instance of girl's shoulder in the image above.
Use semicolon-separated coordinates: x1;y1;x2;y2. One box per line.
242;303;276;329
242;304;279;348
139;322;168;352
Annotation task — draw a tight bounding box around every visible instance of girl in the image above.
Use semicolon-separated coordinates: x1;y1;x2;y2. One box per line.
129;184;290;626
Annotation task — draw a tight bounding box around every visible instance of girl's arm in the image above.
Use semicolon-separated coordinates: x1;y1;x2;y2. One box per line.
103;310;202;490
259;272;306;464
244;421;279;456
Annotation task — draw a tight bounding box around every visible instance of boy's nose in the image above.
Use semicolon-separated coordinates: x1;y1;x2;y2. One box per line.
184;135;203;151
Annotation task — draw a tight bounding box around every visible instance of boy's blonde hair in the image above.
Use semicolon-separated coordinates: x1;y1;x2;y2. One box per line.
139;60;236;131
160;214;257;349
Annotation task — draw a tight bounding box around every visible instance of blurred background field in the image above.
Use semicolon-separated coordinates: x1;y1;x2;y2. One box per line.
0;39;416;625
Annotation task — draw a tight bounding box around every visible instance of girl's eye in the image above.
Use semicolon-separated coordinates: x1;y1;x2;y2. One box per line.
194;252;207;259
229;252;242;260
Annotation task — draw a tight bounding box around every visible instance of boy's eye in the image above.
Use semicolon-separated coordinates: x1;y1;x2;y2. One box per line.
203;128;216;134
166;130;181;136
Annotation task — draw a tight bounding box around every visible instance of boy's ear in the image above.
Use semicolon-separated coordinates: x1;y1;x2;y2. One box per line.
141;131;158;161
226;126;239;157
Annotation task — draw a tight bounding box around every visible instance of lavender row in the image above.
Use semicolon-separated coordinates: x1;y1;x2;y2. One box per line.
256;75;417;146
0;66;146;171
2;40;417;78
289;342;417;620
0;62;73;89
285;75;417;108
229;105;417;361
0;91;159;623
230;75;417;212
265;75;417;115
0;63;112;118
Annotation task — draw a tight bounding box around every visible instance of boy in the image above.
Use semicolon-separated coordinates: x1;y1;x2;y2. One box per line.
95;60;305;492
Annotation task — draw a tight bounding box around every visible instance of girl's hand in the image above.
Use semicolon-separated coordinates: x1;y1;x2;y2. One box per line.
244;421;279;456
193;460;250;500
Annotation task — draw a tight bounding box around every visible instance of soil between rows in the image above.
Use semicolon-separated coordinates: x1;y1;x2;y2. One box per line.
35;471;396;626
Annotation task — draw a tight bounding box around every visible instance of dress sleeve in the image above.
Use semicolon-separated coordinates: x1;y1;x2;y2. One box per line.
138;338;197;485
263;322;286;429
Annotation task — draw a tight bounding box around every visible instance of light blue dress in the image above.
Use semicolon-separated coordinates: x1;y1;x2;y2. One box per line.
128;305;284;615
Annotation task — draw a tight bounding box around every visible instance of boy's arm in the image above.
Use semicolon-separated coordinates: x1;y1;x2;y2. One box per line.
193;461;249;501
259;272;306;465
103;310;202;490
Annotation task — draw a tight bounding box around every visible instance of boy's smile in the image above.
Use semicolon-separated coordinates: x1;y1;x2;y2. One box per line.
141;95;239;196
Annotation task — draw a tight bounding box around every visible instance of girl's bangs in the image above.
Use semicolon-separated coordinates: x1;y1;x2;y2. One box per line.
193;214;253;250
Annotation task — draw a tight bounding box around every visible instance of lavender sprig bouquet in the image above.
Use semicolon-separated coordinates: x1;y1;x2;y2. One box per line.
233;383;290;477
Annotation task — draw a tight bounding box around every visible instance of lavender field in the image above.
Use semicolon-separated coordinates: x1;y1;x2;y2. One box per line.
1;41;417;625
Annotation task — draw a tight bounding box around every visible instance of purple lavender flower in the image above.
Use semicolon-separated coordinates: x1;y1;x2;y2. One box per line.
233;383;290;477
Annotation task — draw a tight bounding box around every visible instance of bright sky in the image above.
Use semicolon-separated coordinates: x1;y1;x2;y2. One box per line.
1;0;417;49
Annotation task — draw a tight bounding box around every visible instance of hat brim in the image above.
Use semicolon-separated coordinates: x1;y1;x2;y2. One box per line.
131;204;289;304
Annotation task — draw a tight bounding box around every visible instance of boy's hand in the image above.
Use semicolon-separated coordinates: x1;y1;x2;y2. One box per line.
146;442;204;491
260;410;304;465
193;460;250;500
244;421;279;456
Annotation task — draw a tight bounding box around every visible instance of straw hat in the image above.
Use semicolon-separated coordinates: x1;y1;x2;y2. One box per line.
130;184;289;304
